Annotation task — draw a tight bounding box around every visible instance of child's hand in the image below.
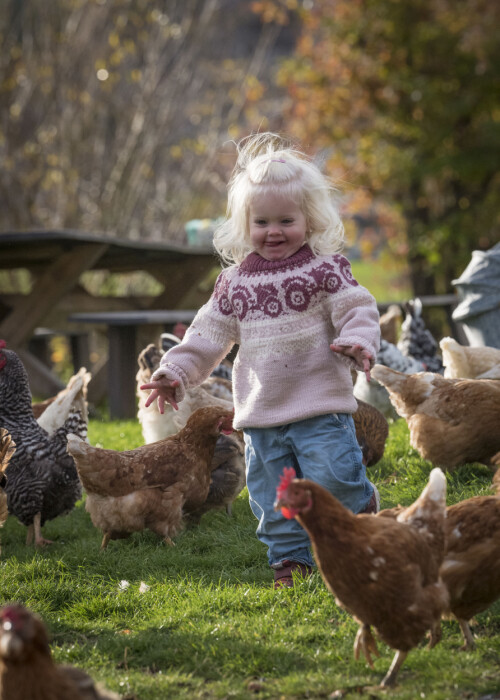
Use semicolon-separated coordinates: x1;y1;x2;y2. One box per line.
330;343;373;382
140;378;180;413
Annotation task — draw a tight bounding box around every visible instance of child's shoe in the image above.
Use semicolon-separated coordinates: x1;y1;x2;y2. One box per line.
272;560;313;589
361;483;380;514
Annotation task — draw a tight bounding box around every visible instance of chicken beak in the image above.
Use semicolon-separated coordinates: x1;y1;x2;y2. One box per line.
273;497;284;512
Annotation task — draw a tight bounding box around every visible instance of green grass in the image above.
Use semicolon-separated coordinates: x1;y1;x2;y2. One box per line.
1;418;499;699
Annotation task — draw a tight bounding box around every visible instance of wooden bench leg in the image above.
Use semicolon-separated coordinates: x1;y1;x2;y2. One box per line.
108;324;137;419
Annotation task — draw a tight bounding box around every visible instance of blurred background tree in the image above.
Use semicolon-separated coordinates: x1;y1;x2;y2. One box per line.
0;0;293;243
1;0;498;298
256;0;500;294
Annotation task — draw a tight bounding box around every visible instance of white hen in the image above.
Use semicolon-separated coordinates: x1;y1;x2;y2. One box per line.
440;337;500;380
36;367;91;437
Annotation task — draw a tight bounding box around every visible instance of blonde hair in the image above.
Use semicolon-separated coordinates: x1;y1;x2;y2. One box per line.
213;132;345;265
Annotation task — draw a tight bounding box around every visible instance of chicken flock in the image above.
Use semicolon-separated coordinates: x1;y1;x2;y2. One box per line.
0;294;499;695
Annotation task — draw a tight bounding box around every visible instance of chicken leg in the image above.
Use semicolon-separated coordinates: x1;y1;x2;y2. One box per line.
353;624;380;668
428;619;442;649
458;619;475;650
26;512;53;547
380;649;408;687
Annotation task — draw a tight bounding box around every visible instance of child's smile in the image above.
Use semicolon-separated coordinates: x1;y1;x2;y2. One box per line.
249;191;307;261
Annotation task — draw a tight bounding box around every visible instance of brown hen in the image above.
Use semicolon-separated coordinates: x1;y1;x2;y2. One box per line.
136;343;243;519
352;399;389;467
441;469;500;649
67;406;234;548
371;364;500;469
274;466;448;687
379;470;500;650
0;604;120;700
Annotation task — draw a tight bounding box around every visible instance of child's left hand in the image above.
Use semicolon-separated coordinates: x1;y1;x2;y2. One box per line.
330;343;373;382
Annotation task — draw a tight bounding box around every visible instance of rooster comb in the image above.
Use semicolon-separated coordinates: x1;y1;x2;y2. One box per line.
276;466;297;499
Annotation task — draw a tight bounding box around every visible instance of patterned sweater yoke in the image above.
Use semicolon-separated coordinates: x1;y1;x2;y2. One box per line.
152;244;381;429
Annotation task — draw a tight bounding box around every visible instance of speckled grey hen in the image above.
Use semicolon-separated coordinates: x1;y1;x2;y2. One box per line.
0;341;85;547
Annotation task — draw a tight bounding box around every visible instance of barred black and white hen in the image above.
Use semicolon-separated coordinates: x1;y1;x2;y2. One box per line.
0;341;86;547
398;298;444;373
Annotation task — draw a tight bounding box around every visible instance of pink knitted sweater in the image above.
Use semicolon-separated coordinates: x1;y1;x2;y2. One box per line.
151;244;380;429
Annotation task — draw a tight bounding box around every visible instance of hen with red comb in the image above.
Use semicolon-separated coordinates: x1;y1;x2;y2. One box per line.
274;466;448;687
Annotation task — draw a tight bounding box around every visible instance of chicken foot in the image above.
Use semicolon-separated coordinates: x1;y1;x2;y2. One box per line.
458;619;475;651
427;619;442;649
353;624;380;668
26;513;53;547
380;649;408;687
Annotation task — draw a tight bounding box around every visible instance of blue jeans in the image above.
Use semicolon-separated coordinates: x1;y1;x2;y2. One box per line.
244;413;374;568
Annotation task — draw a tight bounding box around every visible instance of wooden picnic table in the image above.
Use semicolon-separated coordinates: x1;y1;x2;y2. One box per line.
0;230;217;399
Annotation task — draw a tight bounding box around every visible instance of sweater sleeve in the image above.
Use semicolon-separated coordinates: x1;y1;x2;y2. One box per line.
329;259;381;372
150;271;238;403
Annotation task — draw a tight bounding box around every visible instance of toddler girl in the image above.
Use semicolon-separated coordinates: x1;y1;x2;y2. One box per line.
141;132;381;588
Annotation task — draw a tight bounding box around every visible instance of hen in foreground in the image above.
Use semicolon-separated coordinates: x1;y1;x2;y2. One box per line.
0;604;120;700
371;364;500;469
0;341;85;546
67;406;234;548
274;466;448;687
380;469;500;651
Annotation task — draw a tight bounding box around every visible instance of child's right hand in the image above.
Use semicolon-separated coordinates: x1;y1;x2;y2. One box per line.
140;378;180;413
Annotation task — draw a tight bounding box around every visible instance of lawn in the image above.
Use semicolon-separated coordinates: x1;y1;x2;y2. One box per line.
1;417;498;699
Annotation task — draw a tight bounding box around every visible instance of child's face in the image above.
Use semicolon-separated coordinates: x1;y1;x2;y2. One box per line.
248;191;307;261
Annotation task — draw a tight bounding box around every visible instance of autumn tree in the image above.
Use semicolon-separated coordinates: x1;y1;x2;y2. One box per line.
262;0;500;294
0;0;287;243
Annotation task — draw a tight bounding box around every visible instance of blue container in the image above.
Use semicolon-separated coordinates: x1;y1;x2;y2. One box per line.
452;242;500;348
